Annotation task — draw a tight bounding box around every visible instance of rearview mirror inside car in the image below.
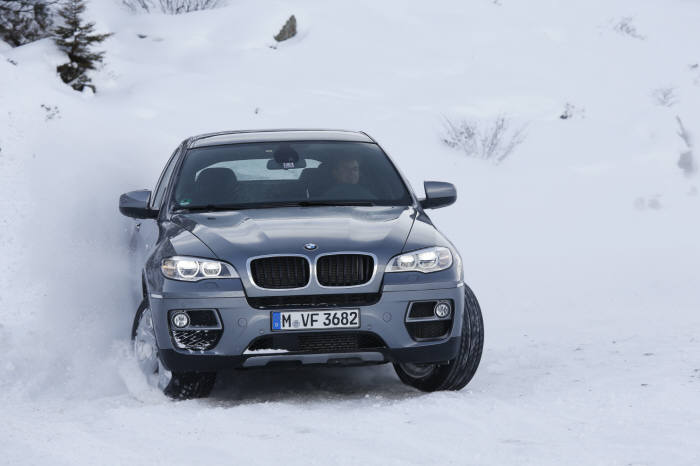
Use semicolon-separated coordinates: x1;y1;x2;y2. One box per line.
266;158;308;170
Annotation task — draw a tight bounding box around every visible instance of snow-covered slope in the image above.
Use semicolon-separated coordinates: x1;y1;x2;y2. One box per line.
1;0;699;464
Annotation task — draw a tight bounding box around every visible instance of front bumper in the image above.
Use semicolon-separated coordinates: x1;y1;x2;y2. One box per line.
149;282;465;373
159;337;460;372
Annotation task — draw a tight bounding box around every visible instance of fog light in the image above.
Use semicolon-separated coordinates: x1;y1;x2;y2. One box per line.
172;312;190;328
434;302;451;318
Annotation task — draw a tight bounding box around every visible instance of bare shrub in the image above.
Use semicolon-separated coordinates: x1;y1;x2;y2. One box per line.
690;64;700;86
122;0;220;14
614;17;645;40
676;116;695;176
40;103;60;120
634;196;662;211
442;116;526;163
651;87;677;107
160;0;219;13
560;102;585;120
122;0;152;12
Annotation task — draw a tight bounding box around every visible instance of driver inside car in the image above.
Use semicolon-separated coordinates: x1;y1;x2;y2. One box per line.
322;158;374;200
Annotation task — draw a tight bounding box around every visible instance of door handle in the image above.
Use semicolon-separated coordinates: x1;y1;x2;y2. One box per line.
135;222;141;231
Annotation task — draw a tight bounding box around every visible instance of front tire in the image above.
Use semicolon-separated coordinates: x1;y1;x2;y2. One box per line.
132;300;216;399
394;285;484;391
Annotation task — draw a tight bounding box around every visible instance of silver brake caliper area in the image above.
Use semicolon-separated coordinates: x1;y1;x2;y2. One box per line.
400;362;436;378
134;307;171;388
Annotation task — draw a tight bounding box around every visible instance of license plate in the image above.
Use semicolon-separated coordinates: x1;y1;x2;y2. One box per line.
271;309;360;331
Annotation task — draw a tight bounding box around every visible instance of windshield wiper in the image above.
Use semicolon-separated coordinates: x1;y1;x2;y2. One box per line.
296;201;376;207
174;200;376;213
173;204;251;213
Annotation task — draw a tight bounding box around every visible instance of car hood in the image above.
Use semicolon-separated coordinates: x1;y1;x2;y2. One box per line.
172;206;417;295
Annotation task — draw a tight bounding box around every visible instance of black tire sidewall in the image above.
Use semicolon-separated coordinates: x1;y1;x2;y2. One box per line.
131;298;216;399
131;299;149;341
394;285;484;391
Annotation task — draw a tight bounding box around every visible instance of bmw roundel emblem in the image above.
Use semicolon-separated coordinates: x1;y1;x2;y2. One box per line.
304;243;317;251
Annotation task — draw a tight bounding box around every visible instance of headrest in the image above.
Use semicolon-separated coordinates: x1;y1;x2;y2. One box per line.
299;166;318;180
196;167;237;184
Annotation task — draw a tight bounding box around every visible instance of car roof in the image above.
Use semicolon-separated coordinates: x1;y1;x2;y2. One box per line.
187;129;374;148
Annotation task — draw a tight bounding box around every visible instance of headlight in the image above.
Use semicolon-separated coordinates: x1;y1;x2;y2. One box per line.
161;256;239;281
385;247;453;273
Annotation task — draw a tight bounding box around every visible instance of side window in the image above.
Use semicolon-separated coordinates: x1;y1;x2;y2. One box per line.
150;147;181;210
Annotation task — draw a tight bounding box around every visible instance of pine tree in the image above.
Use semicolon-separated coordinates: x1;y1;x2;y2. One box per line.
53;0;110;92
0;0;54;47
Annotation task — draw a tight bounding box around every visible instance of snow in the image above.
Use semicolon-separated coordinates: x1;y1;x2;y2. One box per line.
1;0;699;464
243;348;289;355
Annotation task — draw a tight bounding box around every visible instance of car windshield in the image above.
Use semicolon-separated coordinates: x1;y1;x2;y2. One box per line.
171;141;412;211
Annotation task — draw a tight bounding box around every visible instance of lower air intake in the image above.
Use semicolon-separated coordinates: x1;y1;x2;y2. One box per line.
172;330;221;351
247;293;381;309
405;321;452;340
247;331;386;353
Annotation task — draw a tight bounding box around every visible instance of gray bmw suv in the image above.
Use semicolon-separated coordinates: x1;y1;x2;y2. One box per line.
120;130;484;399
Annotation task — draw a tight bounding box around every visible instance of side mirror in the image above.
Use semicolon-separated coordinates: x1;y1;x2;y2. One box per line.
420;181;457;210
119;190;157;219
